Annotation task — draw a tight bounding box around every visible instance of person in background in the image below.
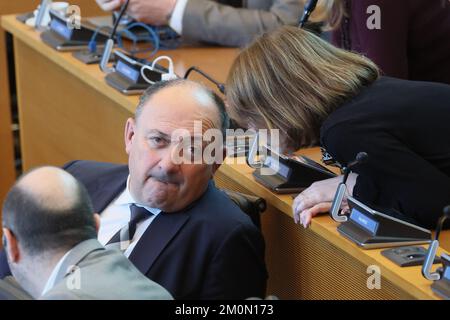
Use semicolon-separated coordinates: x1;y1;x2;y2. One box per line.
306;0;450;84
95;0;303;46
1;166;173;300
225;26;450;230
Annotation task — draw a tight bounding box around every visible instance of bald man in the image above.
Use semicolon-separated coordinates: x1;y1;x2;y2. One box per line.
1;166;172;300
1;80;268;299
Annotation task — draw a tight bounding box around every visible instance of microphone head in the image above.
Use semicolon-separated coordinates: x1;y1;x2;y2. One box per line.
305;0;319;11
356;152;369;164
299;0;319;27
444;205;450;217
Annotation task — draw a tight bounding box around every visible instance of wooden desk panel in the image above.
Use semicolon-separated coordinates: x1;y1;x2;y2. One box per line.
0;1;106;245
0;19;16;219
0;2;40;244
13;39;130;168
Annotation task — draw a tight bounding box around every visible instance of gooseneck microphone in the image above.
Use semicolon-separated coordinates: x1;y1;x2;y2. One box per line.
347;152;369;169
299;0;319;28
184;66;226;94
422;205;450;281
330;152;369;222
343;152;368;184
444;205;450;216
100;0;130;73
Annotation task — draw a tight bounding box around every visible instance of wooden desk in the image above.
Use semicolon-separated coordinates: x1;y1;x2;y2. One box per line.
1;14;238;169
214;151;450;300
0;1;105;242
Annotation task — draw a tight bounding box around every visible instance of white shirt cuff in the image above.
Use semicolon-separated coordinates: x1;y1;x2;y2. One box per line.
169;0;189;35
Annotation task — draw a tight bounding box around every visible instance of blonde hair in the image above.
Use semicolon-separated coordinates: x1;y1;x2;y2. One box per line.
225;26;379;149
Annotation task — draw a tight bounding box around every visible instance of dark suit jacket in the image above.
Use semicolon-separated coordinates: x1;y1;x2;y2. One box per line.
1;161;267;299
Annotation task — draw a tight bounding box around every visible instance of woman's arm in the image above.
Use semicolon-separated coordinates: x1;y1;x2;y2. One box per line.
321;122;450;229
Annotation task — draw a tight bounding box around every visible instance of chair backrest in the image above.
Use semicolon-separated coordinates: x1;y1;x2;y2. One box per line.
223;190;266;229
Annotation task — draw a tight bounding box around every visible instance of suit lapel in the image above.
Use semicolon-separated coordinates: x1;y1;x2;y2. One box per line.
53;240;105;285
127;182;213;274
128;211;190;275
89;169;128;213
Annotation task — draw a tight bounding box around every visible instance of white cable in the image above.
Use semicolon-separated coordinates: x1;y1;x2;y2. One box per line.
140;55;177;84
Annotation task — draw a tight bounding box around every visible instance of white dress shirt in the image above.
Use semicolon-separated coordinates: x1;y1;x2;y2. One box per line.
41;249;72;296
98;176;161;257
169;0;189;34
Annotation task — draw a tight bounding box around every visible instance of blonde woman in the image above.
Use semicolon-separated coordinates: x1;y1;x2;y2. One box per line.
306;0;450;84
226;26;450;230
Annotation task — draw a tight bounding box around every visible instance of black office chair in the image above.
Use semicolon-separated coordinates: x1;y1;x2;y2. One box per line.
223;190;266;229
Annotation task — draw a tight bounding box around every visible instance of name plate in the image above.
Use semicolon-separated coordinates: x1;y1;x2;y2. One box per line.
50;18;73;40
264;156;291;178
116;60;140;82
350;208;379;235
444;266;450;281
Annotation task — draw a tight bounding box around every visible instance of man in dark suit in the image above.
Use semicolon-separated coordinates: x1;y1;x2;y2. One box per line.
1;79;267;299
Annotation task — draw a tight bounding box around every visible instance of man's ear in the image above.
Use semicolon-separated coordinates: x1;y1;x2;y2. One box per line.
212;147;227;174
212;163;221;175
2;228;20;263
93;213;101;233
124;118;136;155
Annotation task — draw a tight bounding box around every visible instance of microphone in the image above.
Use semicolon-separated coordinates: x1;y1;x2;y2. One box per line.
100;0;130;73
444;205;450;217
330;151;369;223
423;205;450;281
299;0;319;28
342;152;368;185
184;66;226;94
346;152;369;170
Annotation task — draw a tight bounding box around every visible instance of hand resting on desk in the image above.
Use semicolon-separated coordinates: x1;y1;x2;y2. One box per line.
292;173;358;228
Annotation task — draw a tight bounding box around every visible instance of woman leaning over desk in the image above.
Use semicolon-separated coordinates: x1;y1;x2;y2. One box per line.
225;26;450;230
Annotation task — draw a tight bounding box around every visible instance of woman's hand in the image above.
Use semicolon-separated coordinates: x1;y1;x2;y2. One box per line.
292;173;357;228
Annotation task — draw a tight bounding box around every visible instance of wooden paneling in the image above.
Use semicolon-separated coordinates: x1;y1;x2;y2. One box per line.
13;39;130;168
0;1;39;247
0;15;16;218
0;1;107;244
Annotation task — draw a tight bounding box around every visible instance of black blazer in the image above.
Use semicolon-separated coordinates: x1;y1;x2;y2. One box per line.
320;77;450;229
1;161;267;299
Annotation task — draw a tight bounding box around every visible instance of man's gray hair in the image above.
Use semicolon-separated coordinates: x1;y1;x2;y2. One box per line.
135;79;230;138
